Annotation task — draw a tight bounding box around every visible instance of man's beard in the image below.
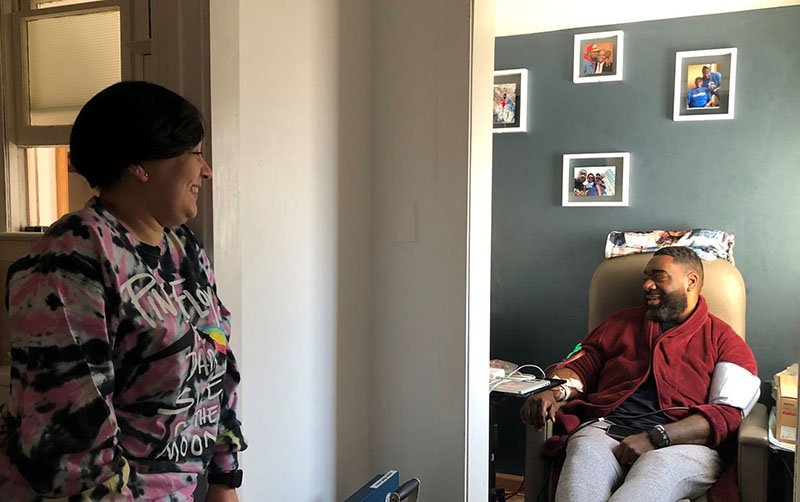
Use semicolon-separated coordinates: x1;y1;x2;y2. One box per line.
644;290;688;323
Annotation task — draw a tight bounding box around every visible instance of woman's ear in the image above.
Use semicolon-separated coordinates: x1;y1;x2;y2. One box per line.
126;164;150;183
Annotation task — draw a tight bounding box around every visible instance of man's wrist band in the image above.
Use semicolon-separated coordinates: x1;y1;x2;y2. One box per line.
553;384;569;402
208;469;243;488
553;377;584;402
647;424;672;449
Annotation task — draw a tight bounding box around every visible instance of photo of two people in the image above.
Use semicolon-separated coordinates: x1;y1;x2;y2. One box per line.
673;48;736;121
581;42;615;76
686;63;722;109
573;31;623;83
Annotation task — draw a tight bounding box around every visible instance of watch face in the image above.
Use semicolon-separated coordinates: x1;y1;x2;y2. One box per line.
647;428;664;448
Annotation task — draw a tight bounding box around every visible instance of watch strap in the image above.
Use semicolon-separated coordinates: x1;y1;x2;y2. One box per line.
208;469;243;488
647;424;671;449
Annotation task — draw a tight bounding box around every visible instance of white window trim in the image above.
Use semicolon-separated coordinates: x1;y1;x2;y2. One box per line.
0;0;206;235
0;0;142;231
11;0;132;146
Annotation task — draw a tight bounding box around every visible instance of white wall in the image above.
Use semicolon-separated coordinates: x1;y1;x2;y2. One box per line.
495;0;800;36
334;0;374;499
209;0;491;500
210;0;376;499
370;1;492;500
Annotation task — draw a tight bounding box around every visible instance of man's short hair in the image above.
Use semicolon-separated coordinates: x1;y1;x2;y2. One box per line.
654;246;704;285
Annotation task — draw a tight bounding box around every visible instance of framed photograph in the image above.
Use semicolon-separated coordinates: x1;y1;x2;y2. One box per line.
493;69;527;133
673;48;737;121
573;30;624;83
562;152;630;207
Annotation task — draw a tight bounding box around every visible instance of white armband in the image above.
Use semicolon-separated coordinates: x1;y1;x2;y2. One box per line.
553;377;585;402
708;361;761;417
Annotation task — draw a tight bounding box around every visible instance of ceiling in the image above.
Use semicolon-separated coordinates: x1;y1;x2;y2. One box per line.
495;0;800;37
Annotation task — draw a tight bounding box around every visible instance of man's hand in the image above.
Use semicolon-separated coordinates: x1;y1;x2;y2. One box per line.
611;432;655;466
520;389;561;430
206;485;239;502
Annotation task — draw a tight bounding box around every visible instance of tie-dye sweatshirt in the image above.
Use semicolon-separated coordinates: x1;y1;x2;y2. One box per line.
0;198;247;501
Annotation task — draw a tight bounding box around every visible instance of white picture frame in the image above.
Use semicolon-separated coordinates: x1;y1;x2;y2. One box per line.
673;47;737;121
493;69;528;133
573;30;624;84
562;152;630;207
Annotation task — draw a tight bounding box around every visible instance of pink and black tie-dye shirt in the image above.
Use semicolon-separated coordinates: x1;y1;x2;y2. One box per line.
0;198;247;501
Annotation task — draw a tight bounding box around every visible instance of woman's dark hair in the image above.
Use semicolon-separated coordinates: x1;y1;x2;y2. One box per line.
69;81;204;188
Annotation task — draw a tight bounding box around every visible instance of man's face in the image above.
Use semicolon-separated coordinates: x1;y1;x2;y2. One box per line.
702;67;710;78
642;255;689;323
578;171;586;182
590;50;599;61
695;78;703;88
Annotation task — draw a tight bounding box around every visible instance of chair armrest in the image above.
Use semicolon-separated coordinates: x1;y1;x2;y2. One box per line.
738;403;768;502
524;422;553;502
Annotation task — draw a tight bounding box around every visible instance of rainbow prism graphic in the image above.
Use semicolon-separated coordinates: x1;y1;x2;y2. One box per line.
199;326;227;355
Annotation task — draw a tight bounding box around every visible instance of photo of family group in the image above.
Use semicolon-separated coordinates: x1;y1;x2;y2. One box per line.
673;48;737;121
562;152;629;207
573;167;616;197
685;63;722;109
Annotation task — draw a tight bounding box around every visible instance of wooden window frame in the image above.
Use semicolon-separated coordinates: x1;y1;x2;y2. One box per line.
0;0;147;231
11;0;132;146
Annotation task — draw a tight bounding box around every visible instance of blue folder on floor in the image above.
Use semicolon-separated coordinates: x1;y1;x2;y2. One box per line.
345;470;399;502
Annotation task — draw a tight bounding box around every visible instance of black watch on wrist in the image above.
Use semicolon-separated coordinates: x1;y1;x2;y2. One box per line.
208;469;243;488
647;424;671;449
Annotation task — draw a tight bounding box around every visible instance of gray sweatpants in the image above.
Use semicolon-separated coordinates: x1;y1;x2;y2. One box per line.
555;422;723;502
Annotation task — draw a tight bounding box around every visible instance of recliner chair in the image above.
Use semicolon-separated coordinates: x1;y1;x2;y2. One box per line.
524;253;769;502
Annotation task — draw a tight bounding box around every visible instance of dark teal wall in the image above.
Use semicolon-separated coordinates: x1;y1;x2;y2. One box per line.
492;7;800;475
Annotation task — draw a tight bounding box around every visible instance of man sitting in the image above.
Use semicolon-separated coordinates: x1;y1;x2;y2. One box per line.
687;77;713;108
521;246;758;502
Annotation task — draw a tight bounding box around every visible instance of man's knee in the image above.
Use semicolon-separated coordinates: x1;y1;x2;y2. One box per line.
632;448;673;471
631;445;722;480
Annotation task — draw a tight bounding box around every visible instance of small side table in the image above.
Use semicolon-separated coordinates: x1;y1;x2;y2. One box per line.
489;378;565;502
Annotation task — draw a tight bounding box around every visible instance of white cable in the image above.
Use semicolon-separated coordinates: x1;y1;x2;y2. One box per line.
506;375;541;382
489;378;513;393
506;364;546;379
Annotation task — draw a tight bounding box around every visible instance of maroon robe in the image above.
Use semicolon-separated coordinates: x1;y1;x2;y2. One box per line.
543;296;757;502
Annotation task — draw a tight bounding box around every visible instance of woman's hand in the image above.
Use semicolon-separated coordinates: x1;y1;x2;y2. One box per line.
206;485;239;502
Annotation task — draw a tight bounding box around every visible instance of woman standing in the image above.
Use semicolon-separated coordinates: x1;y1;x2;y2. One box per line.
0;81;246;501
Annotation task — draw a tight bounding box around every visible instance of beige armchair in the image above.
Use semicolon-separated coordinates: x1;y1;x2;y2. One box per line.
524;253;769;502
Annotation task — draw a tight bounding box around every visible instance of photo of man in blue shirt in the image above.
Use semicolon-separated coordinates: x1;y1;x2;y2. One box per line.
687;77;713;108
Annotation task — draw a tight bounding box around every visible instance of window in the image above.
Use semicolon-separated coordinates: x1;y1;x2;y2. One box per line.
1;0;141;230
23;146;96;227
